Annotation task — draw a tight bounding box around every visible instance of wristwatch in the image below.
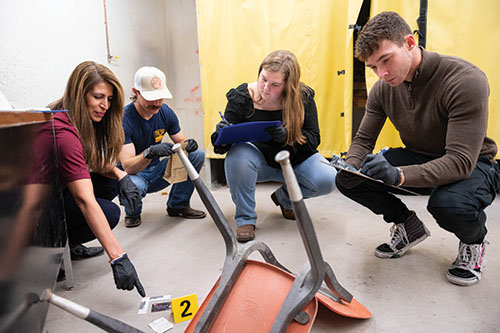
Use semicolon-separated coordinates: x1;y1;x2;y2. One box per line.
143;147;151;159
396;167;405;186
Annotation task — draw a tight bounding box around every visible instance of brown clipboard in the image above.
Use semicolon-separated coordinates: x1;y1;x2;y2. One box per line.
322;160;420;196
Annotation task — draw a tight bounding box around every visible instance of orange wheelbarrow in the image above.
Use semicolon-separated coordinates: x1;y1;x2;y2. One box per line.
173;145;370;333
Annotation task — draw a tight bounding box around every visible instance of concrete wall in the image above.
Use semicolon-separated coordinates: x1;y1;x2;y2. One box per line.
0;0;203;145
164;0;203;141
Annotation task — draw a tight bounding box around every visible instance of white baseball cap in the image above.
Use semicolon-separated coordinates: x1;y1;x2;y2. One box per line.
134;66;172;101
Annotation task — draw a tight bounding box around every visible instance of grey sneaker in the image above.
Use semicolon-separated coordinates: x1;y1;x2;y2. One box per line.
375;212;430;258
446;240;488;286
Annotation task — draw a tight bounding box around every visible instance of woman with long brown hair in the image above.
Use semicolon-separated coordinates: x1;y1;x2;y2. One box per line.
211;50;336;242
48;61;144;295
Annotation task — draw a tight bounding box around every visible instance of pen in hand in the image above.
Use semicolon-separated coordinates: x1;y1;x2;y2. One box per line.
217;111;232;128
377;146;390;155
215;111;231;137
218;111;225;121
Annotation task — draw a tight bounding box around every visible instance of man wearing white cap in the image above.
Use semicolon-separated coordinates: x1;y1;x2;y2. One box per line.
118;66;206;227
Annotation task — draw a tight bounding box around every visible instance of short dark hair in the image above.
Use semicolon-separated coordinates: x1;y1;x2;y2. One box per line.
355;11;412;61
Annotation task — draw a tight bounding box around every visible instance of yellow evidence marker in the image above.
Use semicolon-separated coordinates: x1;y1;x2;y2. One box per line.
171;293;198;323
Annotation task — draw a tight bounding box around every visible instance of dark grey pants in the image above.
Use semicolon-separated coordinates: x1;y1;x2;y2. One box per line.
64;173;120;245
336;148;500;244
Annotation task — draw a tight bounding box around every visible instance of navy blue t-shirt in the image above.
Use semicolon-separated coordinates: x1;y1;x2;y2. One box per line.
123;102;181;167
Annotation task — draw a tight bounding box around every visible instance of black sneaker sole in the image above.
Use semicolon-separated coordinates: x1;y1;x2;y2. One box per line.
70;248;104;260
446;268;481;286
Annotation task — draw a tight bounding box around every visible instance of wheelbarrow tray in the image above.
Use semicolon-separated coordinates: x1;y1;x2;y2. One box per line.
185;260;317;333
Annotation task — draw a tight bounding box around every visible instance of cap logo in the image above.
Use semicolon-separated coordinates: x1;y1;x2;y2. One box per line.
151;77;162;89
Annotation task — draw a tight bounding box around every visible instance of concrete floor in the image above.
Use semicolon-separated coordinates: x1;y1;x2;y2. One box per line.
44;180;500;332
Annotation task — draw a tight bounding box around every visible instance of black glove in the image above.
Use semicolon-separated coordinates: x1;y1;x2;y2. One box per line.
360;154;400;185
111;253;146;297
212;119;232;141
265;126;287;145
215;118;231;133
144;142;174;159
184;138;198;153
211;119;232;154
118;175;140;212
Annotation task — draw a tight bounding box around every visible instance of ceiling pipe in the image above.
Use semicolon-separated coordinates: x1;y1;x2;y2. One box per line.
103;0;117;63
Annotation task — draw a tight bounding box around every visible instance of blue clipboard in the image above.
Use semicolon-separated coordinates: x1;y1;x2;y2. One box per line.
214;120;281;146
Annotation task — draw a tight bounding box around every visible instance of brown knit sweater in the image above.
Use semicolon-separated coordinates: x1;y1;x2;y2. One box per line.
346;48;497;187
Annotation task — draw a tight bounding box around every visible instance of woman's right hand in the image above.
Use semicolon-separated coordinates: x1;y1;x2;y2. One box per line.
110;253;146;297
211;119;232;154
215;119;231;134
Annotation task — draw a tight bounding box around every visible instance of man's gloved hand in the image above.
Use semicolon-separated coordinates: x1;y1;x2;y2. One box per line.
110;253;146;297
265;126;287;145
118;175;140;212
360;154;400;185
184;138;198;153
144;142;174;159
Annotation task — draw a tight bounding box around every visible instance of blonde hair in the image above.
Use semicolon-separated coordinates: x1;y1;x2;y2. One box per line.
255;50;311;145
49;61;124;173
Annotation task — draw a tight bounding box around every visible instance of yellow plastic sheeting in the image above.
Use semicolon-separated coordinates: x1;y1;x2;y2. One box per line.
426;1;500;158
197;0;363;158
365;1;500;157
364;1;420;152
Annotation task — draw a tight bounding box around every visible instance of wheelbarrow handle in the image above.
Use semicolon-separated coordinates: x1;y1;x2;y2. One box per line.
172;143;199;181
275;150;352;303
40;289;145;333
275;150;324;273
274;151;303;202
172;144;238;257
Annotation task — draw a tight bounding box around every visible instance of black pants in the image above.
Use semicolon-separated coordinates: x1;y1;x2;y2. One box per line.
64;173;120;245
336;148;500;244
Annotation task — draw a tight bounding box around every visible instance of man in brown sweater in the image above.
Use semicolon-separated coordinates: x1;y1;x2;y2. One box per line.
336;11;500;286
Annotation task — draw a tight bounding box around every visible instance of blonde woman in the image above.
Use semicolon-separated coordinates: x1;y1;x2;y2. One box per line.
212;50;336;242
48;61;144;295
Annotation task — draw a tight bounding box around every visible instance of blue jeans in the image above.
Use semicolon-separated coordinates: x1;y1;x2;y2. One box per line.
124;149;205;217
225;143;337;227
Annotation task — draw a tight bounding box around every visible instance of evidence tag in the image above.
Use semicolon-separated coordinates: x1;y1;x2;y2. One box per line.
138;295;172;315
171;293;198;323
